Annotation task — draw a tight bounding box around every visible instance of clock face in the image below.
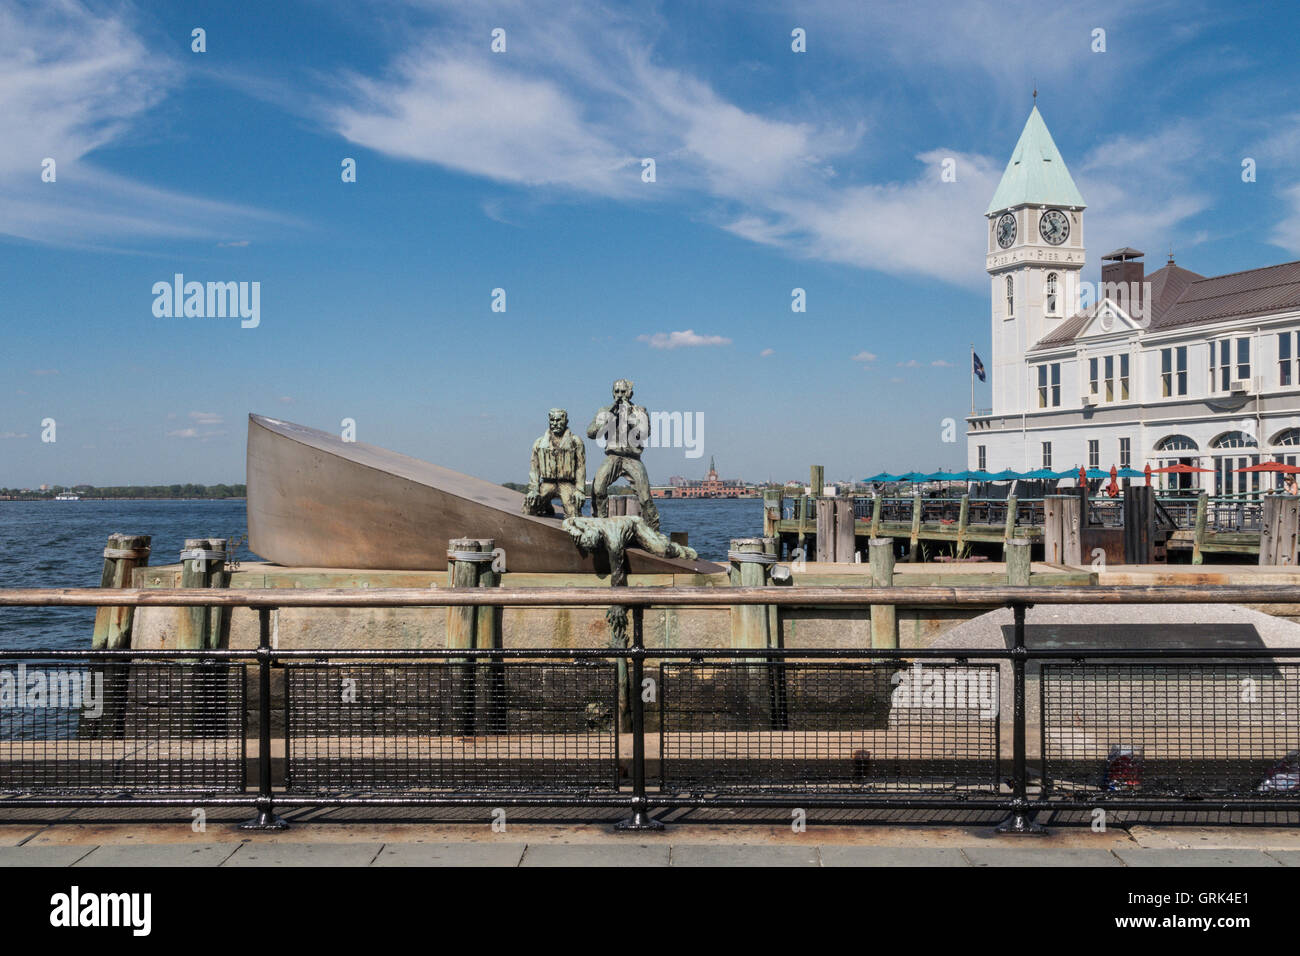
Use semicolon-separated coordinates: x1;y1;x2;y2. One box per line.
1039;209;1069;245
996;213;1017;248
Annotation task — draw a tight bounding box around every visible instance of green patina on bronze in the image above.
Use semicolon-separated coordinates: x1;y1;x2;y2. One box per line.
523;408;587;519
586;379;660;531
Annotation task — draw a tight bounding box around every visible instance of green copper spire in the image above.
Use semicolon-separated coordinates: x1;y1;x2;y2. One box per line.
986;106;1086;215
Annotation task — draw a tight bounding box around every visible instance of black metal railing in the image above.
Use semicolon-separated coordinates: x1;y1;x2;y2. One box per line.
1;585;1299;833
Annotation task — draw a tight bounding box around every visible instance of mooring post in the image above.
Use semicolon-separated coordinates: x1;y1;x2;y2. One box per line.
616;604;663;832
1006;538;1031;586
178;538;227;651
240;606;287;831
1003;494;1018;553
868;538;897;649
996;602;1045;835
870;494;883;540
1192;491;1208;566
729;538;773;652
909;493;922;561
810;464;825;498
92;534;151;650
447;538;494;733
473;539;504;732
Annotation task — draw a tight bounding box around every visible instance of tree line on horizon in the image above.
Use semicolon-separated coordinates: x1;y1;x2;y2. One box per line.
0;484;247;500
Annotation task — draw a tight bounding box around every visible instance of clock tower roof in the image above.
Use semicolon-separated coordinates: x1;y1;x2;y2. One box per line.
986;106;1086;216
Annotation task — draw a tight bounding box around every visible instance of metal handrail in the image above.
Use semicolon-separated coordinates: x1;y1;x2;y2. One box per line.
7;583;1300;607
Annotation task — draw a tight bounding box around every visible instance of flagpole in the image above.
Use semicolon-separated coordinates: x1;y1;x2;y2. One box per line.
970;343;975;416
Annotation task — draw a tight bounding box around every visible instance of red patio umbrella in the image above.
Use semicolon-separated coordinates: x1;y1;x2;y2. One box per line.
1232;461;1300;473
1143;463;1152;486
1150;463;1213;473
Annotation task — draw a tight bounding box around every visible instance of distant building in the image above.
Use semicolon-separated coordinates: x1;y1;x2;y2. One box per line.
969;106;1300;495
668;457;749;498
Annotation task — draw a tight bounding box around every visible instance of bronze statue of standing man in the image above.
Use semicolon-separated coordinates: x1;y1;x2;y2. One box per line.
587;379;661;530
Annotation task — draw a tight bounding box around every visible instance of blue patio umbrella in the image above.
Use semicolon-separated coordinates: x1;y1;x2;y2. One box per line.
989;469;1021;481
1116;467;1145;478
1051;468;1082;479
966;470;995;481
1019;468;1058;480
948;470;976;481
1084;467;1110;479
897;471;928;482
862;472;899;482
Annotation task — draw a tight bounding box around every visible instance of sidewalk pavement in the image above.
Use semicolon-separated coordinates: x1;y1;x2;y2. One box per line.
2;822;1299;866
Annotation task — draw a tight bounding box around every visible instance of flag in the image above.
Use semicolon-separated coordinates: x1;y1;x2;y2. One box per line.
972;351;986;382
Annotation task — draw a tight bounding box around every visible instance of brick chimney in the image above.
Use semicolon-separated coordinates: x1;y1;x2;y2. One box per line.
1100;248;1145;318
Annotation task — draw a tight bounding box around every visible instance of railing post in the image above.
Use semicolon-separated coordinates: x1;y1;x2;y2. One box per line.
240;606;287;831
616;604;662;832
996;602;1045;835
1192;492;1207;565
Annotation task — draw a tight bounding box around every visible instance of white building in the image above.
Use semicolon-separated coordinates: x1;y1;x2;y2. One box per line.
968;106;1300;496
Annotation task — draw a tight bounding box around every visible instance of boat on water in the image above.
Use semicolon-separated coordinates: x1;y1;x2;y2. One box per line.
53;492;80;501
246;414;722;574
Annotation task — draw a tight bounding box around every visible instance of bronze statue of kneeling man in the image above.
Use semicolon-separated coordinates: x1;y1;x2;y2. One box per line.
524;408;587;519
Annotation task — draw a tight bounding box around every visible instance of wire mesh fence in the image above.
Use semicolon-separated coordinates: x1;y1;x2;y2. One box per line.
284;661;620;792
1041;662;1300;799
659;662;1001;793
0;661;245;793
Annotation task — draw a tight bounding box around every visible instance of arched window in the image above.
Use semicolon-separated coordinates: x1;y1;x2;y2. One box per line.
1210;430;1258;449
1045;272;1059;316
1154;434;1198;452
1005;276;1014;317
1211;431;1259;496
1272;428;1300;447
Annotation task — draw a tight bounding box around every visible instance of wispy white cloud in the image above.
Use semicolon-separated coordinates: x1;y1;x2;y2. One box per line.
0;0;286;245
189;411;224;425
851;351;877;363
760;348;775;357
638;330;732;349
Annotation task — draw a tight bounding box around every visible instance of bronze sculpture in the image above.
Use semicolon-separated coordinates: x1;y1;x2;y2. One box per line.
524;409;586;518
586;379;661;530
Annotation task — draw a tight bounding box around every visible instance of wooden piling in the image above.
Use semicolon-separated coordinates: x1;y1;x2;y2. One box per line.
869;538;897;649
446;538;499;733
763;490;783;538
810;465;825;498
1259;496;1300;566
92;534;151;650
956;494;970;555
1044;495;1082;564
1006;538;1031;586
870;495;883;539
909;493;922;562
1192;492;1208;566
178;538;228;650
815;498;837;562
835;499;856;563
1003;495;1018;549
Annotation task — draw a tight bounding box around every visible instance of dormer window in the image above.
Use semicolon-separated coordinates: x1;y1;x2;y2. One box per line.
1005;276;1015;317
1045;272;1059;316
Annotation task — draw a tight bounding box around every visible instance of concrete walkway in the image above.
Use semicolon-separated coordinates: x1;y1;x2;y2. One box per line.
3;822;1299;866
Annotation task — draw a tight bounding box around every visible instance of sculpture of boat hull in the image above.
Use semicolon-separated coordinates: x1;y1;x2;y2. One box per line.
246;414;721;575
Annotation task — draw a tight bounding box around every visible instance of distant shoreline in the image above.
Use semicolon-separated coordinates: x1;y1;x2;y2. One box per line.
0;497;247;502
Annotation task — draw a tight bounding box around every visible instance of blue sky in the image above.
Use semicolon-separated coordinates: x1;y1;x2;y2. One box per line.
2;0;1299;487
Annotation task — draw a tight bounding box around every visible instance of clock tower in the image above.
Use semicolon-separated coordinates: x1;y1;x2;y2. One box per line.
985;106;1086;416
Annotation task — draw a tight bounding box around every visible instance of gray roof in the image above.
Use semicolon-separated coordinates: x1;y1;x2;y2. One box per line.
1029;258;1300;352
